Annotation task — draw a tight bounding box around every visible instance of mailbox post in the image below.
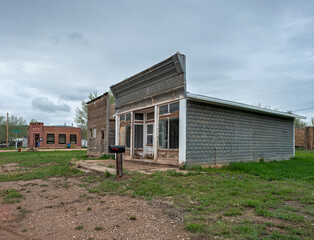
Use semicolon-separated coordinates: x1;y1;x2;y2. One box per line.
109;145;125;179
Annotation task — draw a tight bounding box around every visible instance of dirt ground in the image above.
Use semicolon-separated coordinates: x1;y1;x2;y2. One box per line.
0;177;190;240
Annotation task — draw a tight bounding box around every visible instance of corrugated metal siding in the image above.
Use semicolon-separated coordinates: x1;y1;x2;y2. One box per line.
186;100;294;164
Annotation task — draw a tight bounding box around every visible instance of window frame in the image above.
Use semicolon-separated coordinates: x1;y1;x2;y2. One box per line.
70;134;77;144
59;134;66;144
158;101;180;149
146;123;154;146
47;133;55;144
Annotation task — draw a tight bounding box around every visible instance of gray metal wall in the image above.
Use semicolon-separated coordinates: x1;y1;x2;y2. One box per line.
186;100;294;164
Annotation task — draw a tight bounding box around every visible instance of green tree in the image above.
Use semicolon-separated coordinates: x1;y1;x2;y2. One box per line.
74;92;98;139
109;90;115;104
74;92;98;128
294;118;306;129
0;114;28;143
311;118;314;126
30;119;38;123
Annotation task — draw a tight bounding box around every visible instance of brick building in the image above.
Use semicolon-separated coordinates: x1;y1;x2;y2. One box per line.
27;122;81;148
295;128;305;148
294;126;314;150
304;126;314;150
87;92;115;157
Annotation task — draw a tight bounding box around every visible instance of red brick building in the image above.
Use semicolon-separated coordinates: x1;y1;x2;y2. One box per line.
27;122;81;148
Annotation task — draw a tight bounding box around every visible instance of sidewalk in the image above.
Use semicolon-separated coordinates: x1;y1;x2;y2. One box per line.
0;148;87;153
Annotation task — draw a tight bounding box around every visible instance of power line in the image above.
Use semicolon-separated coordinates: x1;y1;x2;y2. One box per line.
293;106;314;112
280;102;314;109
232;80;314;100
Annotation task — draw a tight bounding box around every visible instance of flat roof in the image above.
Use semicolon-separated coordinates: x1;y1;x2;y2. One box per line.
187;92;306;119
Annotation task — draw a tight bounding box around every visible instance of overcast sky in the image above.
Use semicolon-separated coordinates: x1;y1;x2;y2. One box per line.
1;0;313;126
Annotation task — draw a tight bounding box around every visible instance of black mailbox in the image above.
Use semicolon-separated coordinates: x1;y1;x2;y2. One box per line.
109;145;125;153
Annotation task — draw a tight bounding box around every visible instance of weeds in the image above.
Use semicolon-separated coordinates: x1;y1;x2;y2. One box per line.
2;189;23;204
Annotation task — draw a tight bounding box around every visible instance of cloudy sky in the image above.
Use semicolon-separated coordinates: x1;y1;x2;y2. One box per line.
1;0;313;125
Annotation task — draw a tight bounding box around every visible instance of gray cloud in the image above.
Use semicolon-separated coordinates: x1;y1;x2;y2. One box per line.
0;0;313;124
67;32;88;46
32;97;71;113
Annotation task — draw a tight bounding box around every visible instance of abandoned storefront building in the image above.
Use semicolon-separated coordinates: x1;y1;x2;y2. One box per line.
87;92;115;157
110;52;302;165
27;122;81;148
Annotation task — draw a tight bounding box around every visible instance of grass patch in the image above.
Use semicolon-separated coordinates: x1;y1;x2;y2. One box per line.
129;215;136;220
0;151;87;181
90;151;314;239
75;225;83;230
185;223;206;233
2;189;23;204
225;152;314;181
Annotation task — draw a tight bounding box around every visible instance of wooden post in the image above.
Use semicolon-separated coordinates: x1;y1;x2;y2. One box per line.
116;153;123;179
6;112;9;148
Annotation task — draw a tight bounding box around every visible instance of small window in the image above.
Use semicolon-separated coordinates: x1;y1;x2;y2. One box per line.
70;134;77;144
101;131;105;140
147;124;153;134
47;134;54;144
89;129;93;138
135;113;143;120
147;135;153;145
170;102;179;113
147;112;154;120
120;114;125;121
92;128;96;138
126;113;131;121
159;105;168;115
59;134;66;144
147;124;154;145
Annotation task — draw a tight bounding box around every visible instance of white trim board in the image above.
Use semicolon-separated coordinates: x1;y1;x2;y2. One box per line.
179;98;186;164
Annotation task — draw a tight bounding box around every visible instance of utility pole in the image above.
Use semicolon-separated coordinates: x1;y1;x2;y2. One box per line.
6;112;9;148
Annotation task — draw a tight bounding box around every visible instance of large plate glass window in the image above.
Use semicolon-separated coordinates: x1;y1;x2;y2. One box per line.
169;118;179;149
134;125;143;148
125;124;131;148
159;119;168;148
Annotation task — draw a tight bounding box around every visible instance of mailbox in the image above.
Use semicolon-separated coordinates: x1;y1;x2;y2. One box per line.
109;145;125;153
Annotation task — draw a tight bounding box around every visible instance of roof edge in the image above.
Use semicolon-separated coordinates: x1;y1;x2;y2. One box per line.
87;92;108;104
187;93;306;119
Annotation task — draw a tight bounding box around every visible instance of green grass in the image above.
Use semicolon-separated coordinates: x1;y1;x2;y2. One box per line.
2;188;23;203
89;151;314;239
0;150;313;239
225;152;314;181
0;151;88;181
